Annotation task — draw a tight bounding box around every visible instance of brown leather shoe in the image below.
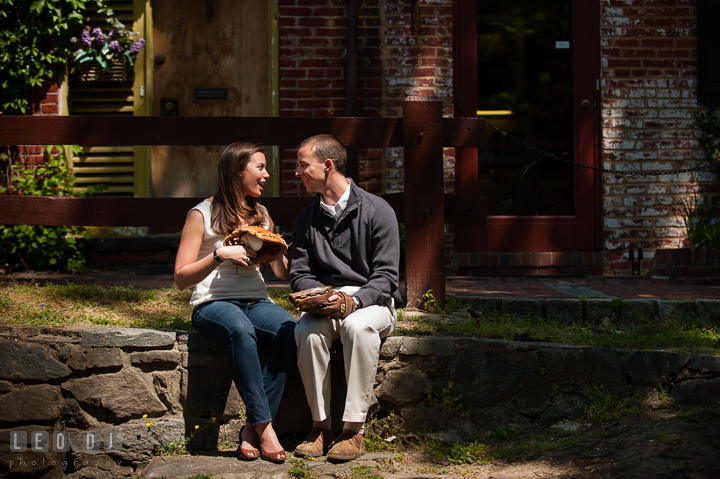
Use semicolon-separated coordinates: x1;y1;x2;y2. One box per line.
327;430;365;461
294;427;335;458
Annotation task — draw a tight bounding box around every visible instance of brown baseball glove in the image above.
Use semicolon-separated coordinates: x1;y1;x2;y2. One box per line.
223;226;289;264
288;286;357;319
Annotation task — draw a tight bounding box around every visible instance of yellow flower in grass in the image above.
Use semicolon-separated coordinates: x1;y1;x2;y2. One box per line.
211;417;216;422
143;414;148;418
195;425;199;429
146;422;152;427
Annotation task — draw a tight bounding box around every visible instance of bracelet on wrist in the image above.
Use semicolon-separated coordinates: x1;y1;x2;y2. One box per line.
213;250;223;263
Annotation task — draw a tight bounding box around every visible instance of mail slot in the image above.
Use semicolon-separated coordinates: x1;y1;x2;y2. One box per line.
194;88;228;99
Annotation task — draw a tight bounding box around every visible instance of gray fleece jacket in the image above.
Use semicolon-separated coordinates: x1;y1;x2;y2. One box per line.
290;180;404;309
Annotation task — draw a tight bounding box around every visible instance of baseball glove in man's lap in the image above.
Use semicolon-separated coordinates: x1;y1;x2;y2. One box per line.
289;286;357;319
223;226;288;264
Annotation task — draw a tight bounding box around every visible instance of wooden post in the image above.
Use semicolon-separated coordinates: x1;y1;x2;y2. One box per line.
403;96;445;308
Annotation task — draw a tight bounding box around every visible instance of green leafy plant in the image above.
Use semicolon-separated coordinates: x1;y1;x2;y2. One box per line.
0;145;100;272
288;456;317;479
424;381;470;416
693;109;720;162
421;289;439;313
678;190;720;248
0;0;87;114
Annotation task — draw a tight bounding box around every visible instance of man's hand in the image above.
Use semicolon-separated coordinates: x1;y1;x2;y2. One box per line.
289;286;357;319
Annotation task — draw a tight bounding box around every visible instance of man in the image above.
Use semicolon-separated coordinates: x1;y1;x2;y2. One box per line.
290;134;403;461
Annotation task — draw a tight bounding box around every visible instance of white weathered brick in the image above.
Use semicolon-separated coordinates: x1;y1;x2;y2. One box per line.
653;228;685;238
647;185;667;194
655;218;684;227
624;197;638;206
641;162;673;171
604;140;636;150
638;208;669;217
625;151;658;160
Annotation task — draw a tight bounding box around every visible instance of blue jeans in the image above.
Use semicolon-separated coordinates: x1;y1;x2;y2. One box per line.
191;299;297;426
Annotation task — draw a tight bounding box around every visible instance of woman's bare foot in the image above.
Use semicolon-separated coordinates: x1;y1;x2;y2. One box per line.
239;423;259;459
256;423;286;462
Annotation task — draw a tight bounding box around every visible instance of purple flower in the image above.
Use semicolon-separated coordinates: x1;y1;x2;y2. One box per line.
80;30;92;48
91;27;105;46
129;38;145;54
109;40;122;53
108;29;119;40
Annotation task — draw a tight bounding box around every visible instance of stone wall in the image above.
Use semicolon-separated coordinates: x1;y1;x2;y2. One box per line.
2;324;719;478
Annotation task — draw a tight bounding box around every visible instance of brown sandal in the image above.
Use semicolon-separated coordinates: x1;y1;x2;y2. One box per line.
260;446;286;463
239;424;259;460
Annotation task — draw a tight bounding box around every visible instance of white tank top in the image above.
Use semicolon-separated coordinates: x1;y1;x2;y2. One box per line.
189;199;272;307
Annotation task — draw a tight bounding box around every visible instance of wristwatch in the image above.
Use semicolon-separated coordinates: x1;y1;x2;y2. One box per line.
352;296;362;308
213;250;223;263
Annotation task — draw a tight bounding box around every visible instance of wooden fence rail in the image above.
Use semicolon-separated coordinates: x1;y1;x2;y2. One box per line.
0;96;487;307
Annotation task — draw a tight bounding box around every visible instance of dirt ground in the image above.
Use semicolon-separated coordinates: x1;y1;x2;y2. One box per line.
289;406;720;479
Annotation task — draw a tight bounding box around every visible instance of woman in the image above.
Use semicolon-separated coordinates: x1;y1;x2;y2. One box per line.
175;142;295;462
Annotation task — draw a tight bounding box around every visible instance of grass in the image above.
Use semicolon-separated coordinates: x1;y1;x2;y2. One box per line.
0;282;298;331
396;309;720;353
1;282;718;354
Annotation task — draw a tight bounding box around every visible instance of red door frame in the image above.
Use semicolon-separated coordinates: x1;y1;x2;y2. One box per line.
453;0;602;253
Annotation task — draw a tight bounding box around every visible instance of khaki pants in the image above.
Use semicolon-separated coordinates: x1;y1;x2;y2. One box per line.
294;287;396;423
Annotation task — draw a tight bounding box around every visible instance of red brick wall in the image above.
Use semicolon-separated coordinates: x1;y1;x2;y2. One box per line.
278;0;454;196
600;0;711;275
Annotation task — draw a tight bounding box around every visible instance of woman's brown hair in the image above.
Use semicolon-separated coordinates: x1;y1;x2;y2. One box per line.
211;142;267;236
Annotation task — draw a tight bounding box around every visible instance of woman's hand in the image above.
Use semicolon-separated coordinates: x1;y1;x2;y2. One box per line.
266;217;290;281
218;245;257;268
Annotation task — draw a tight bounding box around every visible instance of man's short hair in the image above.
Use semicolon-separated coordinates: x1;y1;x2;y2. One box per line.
299;134;348;175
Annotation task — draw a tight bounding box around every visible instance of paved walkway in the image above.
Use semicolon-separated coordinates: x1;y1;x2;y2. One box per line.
2;269;720;300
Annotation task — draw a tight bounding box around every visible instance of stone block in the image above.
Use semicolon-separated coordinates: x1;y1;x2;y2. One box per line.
380;336;403;359
622;300;658;324
671;378;720;406
445;346;547;409
689;355;720;373
0;426;65;478
0;380;12;393
546;299;583;325
400;337;457;356
622;350;690;386
131;350;181;368
658;300;695;321
152;371;182;414
461;296;499;315
185;332;227;352
541;393;593;420
87;348;123;369
583;299;618;327
540;347;625;388
0;384;62;423
62;398;96;429
502;298;544;320
184;351;230;369
63;370;167;420
68;453;134;478
695;299;720;326
0;340;70;381
69;347;124;371
181;368;245;419
81;328;175;349
375;367;431;406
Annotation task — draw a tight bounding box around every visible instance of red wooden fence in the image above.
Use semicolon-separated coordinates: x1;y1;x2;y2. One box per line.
0;96;487;307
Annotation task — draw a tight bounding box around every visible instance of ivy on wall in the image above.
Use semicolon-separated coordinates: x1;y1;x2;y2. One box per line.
0;0;87;114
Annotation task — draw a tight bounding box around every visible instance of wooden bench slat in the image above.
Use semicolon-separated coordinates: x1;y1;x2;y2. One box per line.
0;116;486;147
0;194;486;228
